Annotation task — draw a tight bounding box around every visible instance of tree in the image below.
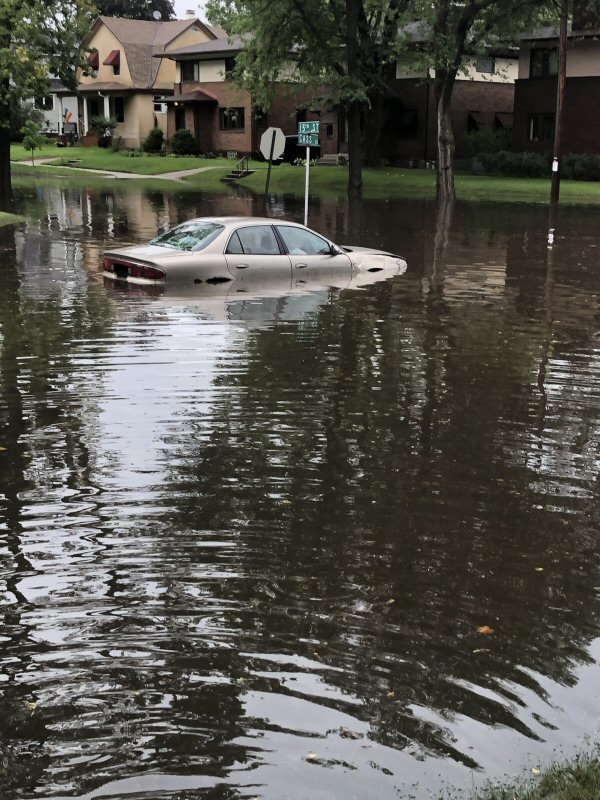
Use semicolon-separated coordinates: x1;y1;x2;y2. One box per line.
206;0;410;199
411;0;554;201
0;0;96;210
93;0;175;20
20;120;45;166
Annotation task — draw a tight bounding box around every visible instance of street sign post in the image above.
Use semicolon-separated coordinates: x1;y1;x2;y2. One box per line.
260;127;285;212
298;122;320;225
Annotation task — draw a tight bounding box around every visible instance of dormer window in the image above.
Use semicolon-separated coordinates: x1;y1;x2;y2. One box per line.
181;60;198;82
104;49;121;76
530;48;558;78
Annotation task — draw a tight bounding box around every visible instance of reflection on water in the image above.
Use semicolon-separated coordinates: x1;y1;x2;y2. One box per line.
2;184;600;799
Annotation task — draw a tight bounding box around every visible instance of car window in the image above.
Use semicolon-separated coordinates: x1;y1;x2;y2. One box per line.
276;225;332;255
149;222;224;252
226;231;244;254
230;225;281;255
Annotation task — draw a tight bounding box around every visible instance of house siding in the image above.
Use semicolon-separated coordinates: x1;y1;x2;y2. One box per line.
514;75;600;154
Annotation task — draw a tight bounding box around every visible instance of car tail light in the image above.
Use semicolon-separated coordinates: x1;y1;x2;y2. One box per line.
102;258;165;281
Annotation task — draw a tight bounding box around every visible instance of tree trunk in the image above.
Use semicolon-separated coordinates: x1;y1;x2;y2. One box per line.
0;116;12;212
435;70;457;203
346;100;363;199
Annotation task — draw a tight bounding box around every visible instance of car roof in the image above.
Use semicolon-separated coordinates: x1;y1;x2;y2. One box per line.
182;216;307;228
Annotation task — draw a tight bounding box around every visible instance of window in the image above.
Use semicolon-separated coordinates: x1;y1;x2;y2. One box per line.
276;225;332;255
175;107;186;130
150;222;224;251
154;96;168;114
219;107;245;130
110;97;125;123
227;225;280;255
225;57;236;77
181;60;197;82
530;48;558;78
397;108;418;139
468;111;484;133
326;123;334;138
476;56;495;74
527;113;555;142
35;95;54;111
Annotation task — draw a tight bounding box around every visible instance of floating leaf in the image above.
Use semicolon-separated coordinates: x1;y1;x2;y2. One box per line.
532;767;541;774
477;625;494;635
386;598;395;605
535;567;544;572
306;752;319;762
386;691;395;698
0;446;6;452
472;648;489;654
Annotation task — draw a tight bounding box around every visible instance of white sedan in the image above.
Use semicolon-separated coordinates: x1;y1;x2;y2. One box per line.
102;216;407;286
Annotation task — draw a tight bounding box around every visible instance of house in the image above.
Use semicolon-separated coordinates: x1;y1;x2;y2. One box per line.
155;38;340;158
35;79;79;140
157;27;517;164
382;25;518;164
75;15;218;148
512;17;600;155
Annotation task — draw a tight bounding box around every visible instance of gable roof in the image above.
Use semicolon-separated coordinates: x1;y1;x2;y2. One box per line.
87;16;217;88
156;35;248;61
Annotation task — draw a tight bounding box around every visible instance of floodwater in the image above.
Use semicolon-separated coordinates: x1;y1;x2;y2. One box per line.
2;180;600;800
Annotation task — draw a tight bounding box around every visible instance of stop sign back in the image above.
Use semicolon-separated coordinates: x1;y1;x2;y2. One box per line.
259;127;285;160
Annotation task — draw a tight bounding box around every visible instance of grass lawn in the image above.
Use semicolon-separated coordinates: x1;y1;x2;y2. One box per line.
0;211;24;226
10;143;247;176
11;143;600;204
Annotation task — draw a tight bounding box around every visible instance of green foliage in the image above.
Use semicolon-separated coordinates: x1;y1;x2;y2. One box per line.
10;103;44;142
143;127;165;154
169;129;198;156
562;153;600;181
463;127;513;157
478;150;549;178
88;116;119;137
93;0;175;20
21;120;44;151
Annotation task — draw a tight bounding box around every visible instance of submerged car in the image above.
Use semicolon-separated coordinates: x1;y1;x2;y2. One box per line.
101;217;407;287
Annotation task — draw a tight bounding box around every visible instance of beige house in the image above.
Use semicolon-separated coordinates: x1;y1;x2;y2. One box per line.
76;16;218;148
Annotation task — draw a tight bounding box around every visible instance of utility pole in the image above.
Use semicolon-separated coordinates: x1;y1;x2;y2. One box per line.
550;0;569;204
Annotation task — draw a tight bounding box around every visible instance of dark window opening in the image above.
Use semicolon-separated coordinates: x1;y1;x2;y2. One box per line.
476;56;495;74
181;61;196;82
175;107;186;130
495;112;513;130
527;113;555;142
225;57;236;77
397;108;418;139
111;96;125;123
219;107;245;130
326;123;334;138
530;48;558;78
468;111;485;133
35;95;54;111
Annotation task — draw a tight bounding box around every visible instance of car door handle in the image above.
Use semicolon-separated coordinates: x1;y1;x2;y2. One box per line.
295;263;308;269
235;263;249;269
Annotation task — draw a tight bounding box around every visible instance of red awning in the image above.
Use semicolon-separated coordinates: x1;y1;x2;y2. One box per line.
88;50;99;69
103;50;120;67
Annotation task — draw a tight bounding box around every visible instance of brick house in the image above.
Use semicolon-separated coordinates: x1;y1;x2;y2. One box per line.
156;38;340;158
512;17;600;155
158;30;516;164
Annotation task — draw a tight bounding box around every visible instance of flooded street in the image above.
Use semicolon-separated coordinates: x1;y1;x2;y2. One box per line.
2;182;600;799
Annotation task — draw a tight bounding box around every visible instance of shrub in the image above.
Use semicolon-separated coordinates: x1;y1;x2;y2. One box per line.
169;128;198;156
143;127;165;154
562;153;600;181
463;127;513;157
478;150;548;178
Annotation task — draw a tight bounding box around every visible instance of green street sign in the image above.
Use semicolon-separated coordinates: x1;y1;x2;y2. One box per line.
298;133;319;147
298;121;320;135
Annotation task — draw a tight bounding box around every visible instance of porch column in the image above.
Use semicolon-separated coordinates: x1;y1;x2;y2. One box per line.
82;96;89;134
58;96;64;133
104;95;110;119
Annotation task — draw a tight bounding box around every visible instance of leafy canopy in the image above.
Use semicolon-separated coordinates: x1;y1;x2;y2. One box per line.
0;0;96;122
92;0;175;20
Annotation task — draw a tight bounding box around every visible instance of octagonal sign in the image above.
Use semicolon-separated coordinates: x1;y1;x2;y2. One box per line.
259;127;286;160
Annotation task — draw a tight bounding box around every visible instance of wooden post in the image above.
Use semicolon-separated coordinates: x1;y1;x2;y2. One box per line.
550;0;569;204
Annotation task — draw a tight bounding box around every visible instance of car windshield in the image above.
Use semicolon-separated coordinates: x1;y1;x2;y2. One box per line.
149;222;224;252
